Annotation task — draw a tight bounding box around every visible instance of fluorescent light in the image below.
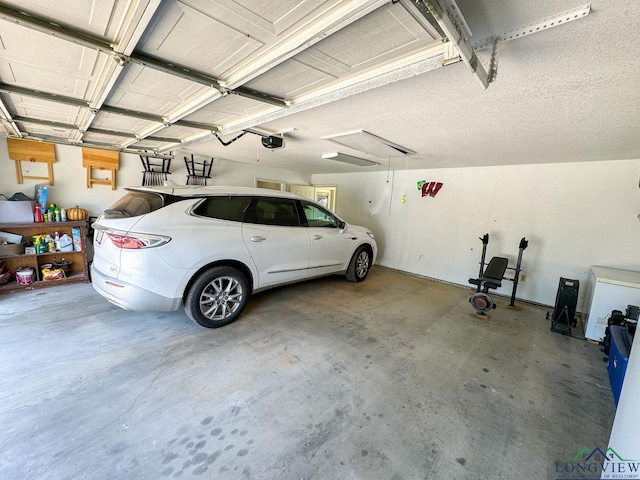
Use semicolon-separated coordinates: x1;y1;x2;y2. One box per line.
322;129;415;158
321;152;379;167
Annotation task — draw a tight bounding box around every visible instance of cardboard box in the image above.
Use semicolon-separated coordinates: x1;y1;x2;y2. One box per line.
0;201;35;223
0;242;26;256
72;227;82;251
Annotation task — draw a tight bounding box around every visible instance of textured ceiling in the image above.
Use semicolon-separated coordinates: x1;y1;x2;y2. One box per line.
0;0;638;174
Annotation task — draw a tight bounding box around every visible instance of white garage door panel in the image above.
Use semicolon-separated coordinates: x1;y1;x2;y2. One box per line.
12;96;83;125
0;29;101;79
133;138;176;150
0;0;123;38
158;124;201;139
182;95;268;125
93;112;150;133
6;63;88;98
106;66;202;113
304;5;440;72
16;121;75;139
243;59;332;98
242;2;442;99
214;0;330;36
111;90;177;114
140;0;263;78
82;131;130;145
126;65;201;99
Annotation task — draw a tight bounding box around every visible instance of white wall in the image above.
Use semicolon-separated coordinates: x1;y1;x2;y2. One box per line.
2;137;638;310
0;138;311;217
313;159;640;310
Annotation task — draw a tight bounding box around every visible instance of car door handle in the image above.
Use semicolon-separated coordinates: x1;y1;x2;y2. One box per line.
250;236;266;242
344;236;357;240
312;235;323;240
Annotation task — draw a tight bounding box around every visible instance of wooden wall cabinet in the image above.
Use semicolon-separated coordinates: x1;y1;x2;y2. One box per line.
0;221;90;292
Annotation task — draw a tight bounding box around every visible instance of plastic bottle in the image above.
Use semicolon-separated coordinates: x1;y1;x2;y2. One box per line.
48;204;56;223
60;208;67;222
54;208;61;222
34;204;42;223
45;234;55;252
54;232;60;251
59;233;73;252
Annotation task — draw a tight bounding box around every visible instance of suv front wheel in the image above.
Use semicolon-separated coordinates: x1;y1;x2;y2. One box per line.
184;266;249;328
346;246;371;282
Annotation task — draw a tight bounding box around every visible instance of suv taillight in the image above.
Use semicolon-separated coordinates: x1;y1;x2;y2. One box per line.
106;231;170;249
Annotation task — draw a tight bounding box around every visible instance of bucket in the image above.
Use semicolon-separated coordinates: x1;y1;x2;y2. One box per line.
53;259;72;275
16;267;34;285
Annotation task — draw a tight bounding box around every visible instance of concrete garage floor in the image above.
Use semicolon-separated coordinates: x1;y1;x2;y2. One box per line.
1;267;615;480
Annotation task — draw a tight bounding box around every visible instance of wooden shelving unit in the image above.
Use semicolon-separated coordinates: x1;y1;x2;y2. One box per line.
0;220;90;292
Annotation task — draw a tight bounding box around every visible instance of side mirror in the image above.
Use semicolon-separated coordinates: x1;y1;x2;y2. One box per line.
338;221;346;230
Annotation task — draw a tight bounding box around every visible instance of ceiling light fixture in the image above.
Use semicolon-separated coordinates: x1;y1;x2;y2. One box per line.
322;129;415;158
321;152;379;167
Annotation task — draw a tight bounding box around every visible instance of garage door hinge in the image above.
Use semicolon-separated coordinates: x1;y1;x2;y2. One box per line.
442;41;461;66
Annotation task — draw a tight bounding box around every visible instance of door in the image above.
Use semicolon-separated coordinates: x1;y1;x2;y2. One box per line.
314;186;336;211
242;197;309;288
300;201;352;274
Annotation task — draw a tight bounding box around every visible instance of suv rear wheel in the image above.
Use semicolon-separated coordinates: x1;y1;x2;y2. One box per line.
184;266;249;328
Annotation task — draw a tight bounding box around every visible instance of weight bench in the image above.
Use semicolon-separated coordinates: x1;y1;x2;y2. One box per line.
469;256;509;317
469;257;509;293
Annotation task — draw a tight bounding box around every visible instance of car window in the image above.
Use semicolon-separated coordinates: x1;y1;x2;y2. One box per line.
302;202;339;228
244;197;300;227
192;196;252;222
103;191;164;218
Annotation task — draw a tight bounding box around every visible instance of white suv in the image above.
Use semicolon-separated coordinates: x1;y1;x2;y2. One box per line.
91;186;377;328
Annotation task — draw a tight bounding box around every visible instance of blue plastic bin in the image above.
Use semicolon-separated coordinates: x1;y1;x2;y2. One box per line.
607;325;631;405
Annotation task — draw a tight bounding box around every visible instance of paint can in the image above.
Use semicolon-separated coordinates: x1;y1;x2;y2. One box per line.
16;267;34;285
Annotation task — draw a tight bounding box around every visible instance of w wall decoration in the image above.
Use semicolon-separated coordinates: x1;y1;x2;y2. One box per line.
417;180;444;197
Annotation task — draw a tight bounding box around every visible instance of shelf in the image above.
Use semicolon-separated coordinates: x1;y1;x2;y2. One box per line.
36;251;83;257
0;272;88;292
0;221;90;294
0;220;87;229
0;251;83;260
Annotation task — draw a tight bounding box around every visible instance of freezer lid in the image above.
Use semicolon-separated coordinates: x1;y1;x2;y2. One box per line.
591;266;640;289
